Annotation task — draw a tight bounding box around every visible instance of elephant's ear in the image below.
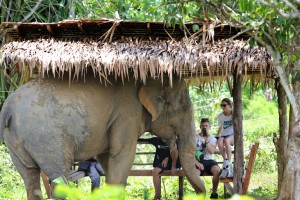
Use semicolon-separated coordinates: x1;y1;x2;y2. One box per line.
138;86;164;122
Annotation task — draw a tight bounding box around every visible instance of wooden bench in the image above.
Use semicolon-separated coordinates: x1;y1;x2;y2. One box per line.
129;141;221;200
131;141;259;199
219;143;259;196
41;142;259;199
41;164;87;198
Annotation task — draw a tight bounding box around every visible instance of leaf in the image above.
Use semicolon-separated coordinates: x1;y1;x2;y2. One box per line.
192;24;200;32
249;38;255;49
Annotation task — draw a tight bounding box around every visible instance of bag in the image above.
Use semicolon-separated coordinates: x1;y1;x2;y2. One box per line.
195;150;204;161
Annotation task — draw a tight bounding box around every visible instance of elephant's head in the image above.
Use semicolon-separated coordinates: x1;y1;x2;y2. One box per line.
138;77;206;194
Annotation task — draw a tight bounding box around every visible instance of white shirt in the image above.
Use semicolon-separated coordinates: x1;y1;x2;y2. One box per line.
218;112;234;136
195;134;217;160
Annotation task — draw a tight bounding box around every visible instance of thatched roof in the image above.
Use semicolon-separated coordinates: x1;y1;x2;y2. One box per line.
0;19;275;85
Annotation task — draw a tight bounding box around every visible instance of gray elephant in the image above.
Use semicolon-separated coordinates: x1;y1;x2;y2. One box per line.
0;73;205;199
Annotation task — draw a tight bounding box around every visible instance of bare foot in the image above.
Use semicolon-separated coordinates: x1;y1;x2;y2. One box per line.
171;166;176;174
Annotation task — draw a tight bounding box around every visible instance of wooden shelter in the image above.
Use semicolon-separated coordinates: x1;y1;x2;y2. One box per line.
0;19;276;194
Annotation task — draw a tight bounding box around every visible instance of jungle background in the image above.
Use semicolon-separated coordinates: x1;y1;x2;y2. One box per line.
0;0;293;199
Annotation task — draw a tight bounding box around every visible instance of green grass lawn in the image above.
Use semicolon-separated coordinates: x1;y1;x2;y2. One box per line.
0;172;277;200
74;172;277;200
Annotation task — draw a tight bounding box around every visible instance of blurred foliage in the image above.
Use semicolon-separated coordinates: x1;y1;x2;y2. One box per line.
0;143;26;200
54;184;126;200
55;182;253;200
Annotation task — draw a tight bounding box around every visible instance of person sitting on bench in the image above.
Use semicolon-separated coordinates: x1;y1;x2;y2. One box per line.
138;136;180;200
78;157;105;191
195;118;220;199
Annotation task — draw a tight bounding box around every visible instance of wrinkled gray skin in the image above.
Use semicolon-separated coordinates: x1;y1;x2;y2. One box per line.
0;73;205;199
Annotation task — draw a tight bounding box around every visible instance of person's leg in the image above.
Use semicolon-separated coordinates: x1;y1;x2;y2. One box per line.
95;162;105;175
170;147;179;173
217;137;226;160
224;135;234;177
152;167;163;200
210;165;220;194
88;163;101;191
224;135;234;161
202;160;219;199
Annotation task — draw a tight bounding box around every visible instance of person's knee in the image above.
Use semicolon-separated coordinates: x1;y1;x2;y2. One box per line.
211;165;220;175
152;168;161;176
89;171;100;181
90;174;100;182
224;138;232;146
217;139;224;147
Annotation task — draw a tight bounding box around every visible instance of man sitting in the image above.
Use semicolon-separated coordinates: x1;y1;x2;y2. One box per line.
195;118;220;199
138;136;180;200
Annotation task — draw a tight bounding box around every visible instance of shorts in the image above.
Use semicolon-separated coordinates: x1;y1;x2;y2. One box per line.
153;158;181;173
196;159;218;175
216;134;233;140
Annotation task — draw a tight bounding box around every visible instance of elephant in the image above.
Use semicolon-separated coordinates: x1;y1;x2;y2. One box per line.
0;72;205;200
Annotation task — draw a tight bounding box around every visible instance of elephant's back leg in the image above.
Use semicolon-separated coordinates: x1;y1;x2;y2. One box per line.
5;140;41;200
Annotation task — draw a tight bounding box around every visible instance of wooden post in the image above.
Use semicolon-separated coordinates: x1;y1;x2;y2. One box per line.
232;73;244;194
179;176;183;200
40;171;51;198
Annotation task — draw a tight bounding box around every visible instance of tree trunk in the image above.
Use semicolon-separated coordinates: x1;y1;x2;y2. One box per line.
277;72;300;199
274;79;288;193
232;73;244;194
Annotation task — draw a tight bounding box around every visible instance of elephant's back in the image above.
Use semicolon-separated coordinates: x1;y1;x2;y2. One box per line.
6;75;140;148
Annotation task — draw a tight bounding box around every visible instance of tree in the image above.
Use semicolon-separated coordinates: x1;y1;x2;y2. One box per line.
164;0;300;198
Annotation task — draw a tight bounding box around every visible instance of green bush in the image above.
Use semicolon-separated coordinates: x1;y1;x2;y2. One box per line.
0;143;26;200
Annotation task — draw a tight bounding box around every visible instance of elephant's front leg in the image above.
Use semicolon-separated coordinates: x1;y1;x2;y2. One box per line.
106;127;138;184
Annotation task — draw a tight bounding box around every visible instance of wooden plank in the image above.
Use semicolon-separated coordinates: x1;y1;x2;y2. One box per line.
219;177;233;183
70;171;86;182
136;152;155;155
133;163;153;166
179;176;184;200
129;170;185;176
40;171;51;199
242;143;259;195
129;169;213;177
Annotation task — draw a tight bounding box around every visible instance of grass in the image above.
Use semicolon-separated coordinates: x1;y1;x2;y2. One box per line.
247;172;277;199
74;172;277;200
0;170;277;200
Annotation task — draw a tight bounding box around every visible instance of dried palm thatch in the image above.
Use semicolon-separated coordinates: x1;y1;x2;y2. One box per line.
0;36;274;86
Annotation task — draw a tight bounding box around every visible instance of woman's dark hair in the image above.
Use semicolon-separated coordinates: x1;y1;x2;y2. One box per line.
221;98;232;108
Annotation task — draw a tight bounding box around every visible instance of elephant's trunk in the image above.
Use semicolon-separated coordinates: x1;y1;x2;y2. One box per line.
177;108;206;194
178;133;206;194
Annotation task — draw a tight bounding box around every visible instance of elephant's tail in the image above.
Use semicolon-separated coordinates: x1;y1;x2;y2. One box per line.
0;103;12;141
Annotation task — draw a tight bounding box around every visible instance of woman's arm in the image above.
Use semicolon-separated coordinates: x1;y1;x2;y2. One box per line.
217;126;223;137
